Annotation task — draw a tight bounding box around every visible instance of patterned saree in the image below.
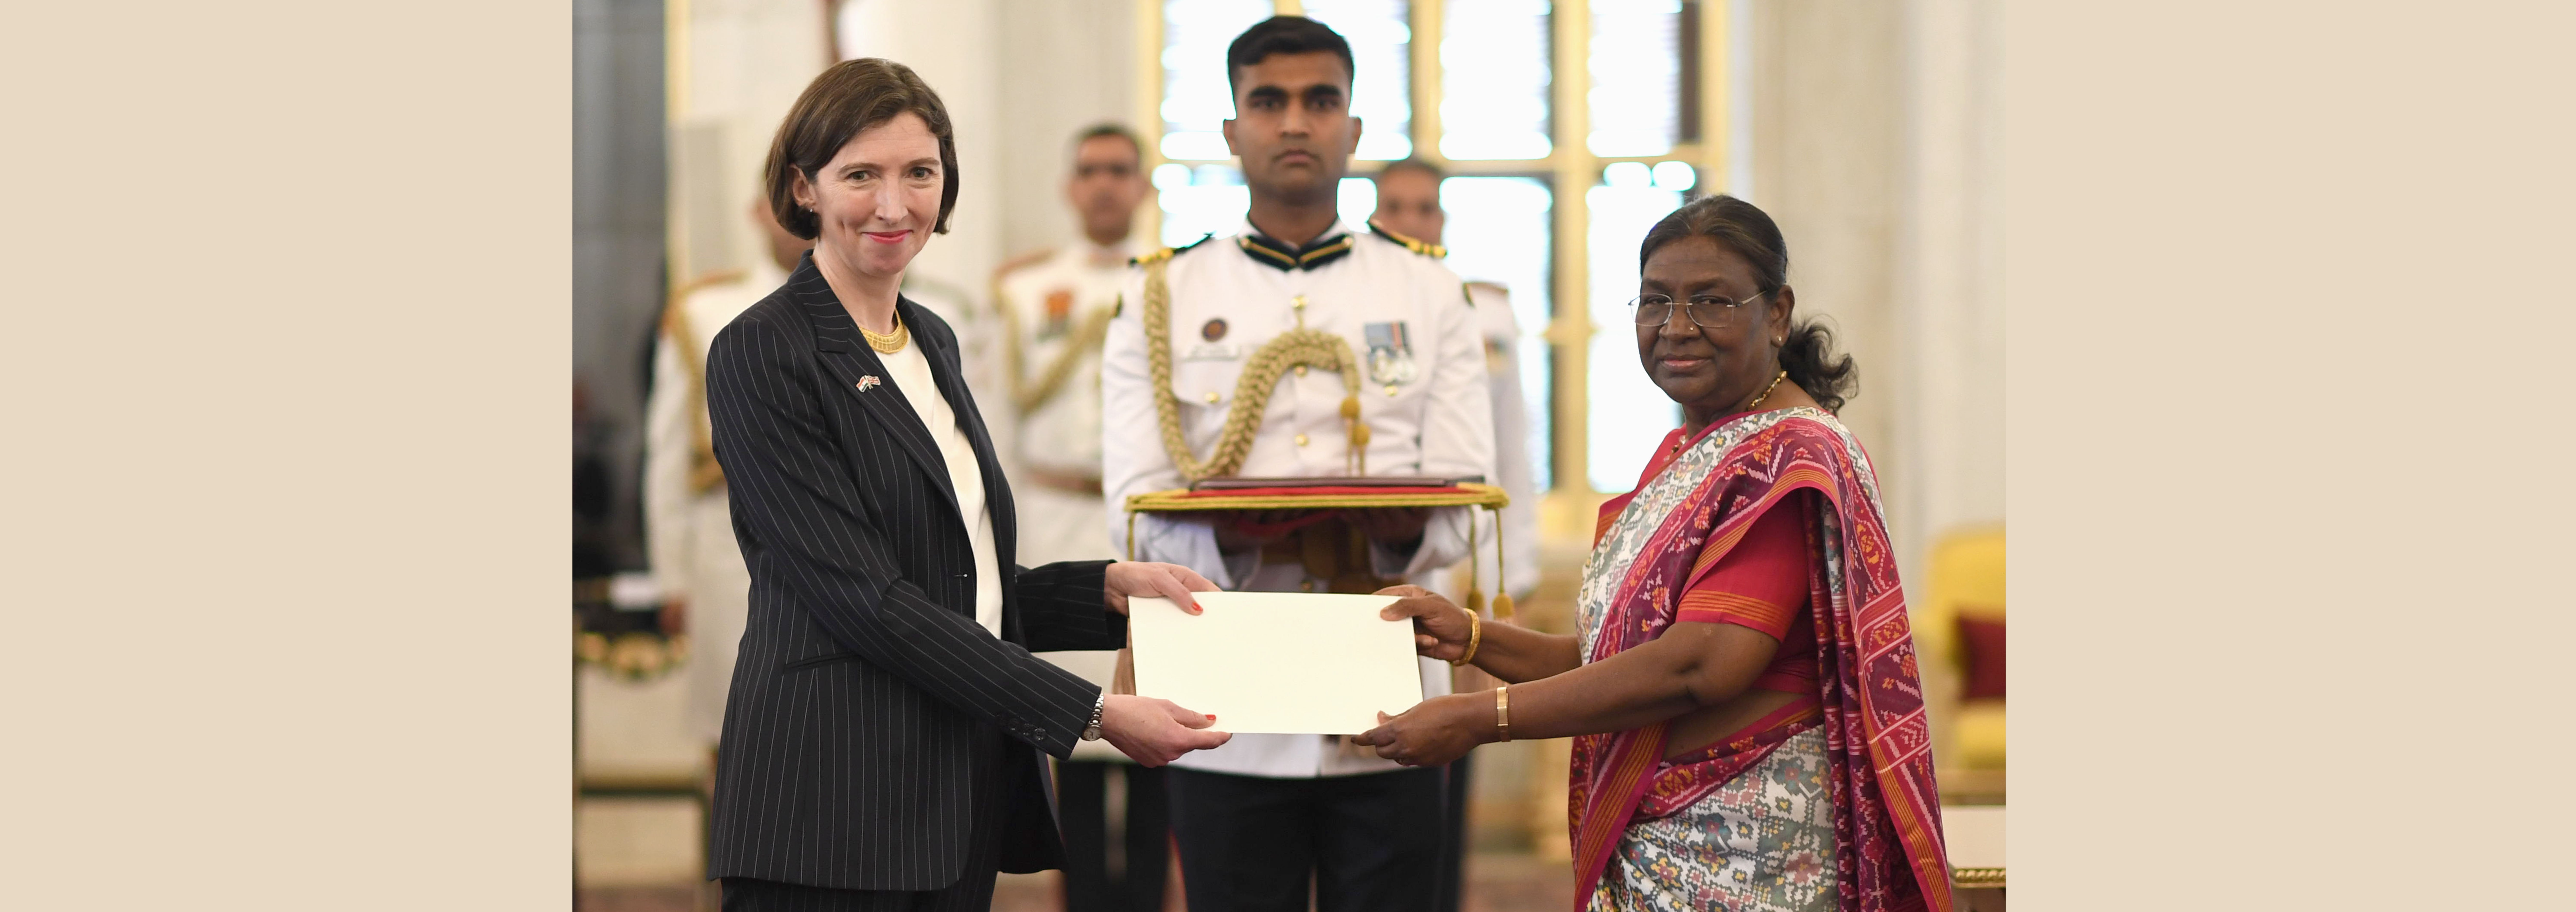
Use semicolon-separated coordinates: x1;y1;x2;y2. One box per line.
1570;407;1952;912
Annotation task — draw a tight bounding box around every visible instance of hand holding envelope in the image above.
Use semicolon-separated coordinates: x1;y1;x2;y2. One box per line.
1096;561;1233;765
1125;591;1430;735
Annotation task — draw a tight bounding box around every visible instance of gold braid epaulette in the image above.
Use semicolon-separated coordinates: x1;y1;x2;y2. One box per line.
1144;256;1370;482
1013;308;1115;414
990;249;1115;414
1366;218;1447;258
662;268;748;493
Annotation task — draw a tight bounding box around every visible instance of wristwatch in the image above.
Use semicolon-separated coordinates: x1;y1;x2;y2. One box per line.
1081;692;1107;741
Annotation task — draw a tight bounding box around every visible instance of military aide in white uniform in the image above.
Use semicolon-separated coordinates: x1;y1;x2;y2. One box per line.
994;250;1132;564
1103;216;1495;775
645;201;808;746
1104;19;1496;910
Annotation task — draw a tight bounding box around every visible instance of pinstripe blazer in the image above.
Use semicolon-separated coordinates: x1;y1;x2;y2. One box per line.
702;257;1125;891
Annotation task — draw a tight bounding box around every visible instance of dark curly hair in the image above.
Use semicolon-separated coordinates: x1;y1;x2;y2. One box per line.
1637;194;1858;413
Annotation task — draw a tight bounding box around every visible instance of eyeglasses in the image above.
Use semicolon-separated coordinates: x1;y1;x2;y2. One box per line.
1630;290;1773;329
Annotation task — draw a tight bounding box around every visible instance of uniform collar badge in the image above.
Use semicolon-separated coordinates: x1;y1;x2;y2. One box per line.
1238;230;1355;272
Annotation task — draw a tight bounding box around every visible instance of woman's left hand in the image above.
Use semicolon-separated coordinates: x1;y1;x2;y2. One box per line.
1103;561;1219;615
1355;693;1491;767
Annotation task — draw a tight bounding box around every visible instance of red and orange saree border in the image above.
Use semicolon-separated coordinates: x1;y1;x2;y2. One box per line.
1569;408;1951;912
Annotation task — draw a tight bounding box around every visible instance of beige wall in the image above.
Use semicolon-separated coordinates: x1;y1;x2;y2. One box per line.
672;0;1137;299
996;0;1140;260
1746;0;2004;585
671;0;831;280
836;0;1139;299
1744;0;2005;765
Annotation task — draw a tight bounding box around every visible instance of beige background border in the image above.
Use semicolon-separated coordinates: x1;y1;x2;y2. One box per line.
4;1;571;909
4;1;2570;908
2004;0;2573;907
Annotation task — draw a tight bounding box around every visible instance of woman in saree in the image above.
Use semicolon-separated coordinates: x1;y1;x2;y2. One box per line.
1355;194;1954;912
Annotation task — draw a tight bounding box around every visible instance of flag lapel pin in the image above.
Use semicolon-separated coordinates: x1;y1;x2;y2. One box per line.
857;375;882;392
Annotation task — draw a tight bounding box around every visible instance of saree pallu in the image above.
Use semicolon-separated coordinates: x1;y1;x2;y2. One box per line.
1570;408;1951;912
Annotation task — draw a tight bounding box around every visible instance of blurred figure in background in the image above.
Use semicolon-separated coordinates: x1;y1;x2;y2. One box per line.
644;198;811;752
993;123;1170;912
1369;156;1542;912
575;380;621;581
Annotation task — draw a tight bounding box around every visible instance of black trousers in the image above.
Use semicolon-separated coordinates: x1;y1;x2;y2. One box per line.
719;729;1008;912
1435;753;1471;912
1056;760;1170;912
1167;766;1444;912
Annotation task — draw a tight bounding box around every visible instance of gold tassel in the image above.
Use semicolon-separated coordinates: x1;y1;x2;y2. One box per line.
1342;394;1369;474
1491;592;1515;621
1466;589;1485;616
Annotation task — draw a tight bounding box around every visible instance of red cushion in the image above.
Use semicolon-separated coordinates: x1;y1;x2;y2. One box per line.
1956;611;2006;701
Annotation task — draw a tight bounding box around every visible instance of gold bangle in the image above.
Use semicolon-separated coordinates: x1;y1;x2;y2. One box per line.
1495;684;1511;742
1448;608;1482;667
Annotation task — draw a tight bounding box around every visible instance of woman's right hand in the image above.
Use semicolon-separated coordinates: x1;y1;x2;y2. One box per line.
1376;585;1477;663
1098;695;1232;766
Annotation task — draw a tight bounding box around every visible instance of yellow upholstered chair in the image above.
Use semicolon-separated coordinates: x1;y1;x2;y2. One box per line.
1916;528;2006;783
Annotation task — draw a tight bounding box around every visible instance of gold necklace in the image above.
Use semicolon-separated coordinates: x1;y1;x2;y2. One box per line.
1744;370;1789;411
861;312;909;354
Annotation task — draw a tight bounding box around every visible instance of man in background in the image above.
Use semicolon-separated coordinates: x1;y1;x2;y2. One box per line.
1102;18;1498;911
644;198;810;755
994;123;1170;912
1370;156;1543;912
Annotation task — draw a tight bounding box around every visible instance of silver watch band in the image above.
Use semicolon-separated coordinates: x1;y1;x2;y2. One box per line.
1081;692;1107;740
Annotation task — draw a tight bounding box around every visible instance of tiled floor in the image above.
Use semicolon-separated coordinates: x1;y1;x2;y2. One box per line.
576;852;1573;912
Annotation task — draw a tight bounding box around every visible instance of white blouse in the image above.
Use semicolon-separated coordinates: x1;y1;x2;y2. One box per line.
873;333;1003;638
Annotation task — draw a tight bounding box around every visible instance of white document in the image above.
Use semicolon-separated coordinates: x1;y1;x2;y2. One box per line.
1126;591;1426;734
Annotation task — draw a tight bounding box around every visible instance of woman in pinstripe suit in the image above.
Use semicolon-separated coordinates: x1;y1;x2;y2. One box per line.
702;58;1234;911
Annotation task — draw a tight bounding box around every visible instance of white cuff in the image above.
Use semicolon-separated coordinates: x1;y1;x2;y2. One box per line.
1130;513;1238;591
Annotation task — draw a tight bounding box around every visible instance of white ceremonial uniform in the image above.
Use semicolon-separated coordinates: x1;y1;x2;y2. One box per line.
644;258;785;744
993;241;1132;566
1465;280;1542;603
994;240;1133;761
1102;218;1498;779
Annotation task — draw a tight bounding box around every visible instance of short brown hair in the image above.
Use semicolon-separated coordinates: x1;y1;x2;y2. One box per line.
765;58;960;240
1374;157;1445;183
1071;122;1143;165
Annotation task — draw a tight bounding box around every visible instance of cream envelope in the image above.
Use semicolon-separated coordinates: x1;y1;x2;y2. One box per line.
1125;591;1426;735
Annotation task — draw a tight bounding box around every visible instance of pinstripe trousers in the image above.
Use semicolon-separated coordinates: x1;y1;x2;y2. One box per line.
719;725;1012;912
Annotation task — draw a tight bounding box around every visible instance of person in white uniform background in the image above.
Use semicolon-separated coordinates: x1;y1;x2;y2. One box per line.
1369;156;1542;912
994;122;1170;912
1099;17;1497;912
645;198;812;750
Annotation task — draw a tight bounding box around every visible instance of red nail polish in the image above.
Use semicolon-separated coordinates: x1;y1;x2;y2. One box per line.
1205;714;1216;720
